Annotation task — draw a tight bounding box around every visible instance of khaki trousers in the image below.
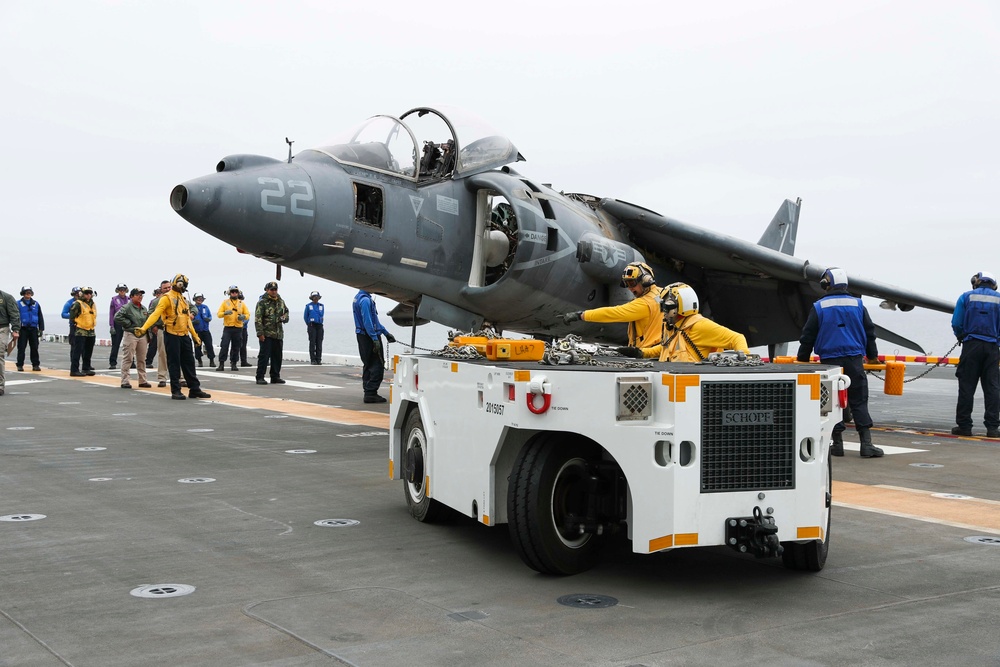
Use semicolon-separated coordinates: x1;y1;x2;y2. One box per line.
0;326;9;391
120;331;149;385
155;328;167;381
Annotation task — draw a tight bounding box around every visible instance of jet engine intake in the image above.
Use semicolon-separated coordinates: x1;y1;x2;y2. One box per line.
484;230;511;267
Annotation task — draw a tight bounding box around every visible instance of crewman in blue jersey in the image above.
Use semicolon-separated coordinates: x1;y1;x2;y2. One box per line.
16;287;44;372
191;293;215;368
951;270;1000;438
797;268;883;458
352;289;395;403
304;291;325;364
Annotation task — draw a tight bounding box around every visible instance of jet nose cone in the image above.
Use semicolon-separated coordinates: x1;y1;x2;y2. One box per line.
170;158;317;258
170;178;222;228
170;183;190;214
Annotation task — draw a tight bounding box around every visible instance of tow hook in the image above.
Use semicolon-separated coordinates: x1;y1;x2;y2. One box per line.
725;506;783;558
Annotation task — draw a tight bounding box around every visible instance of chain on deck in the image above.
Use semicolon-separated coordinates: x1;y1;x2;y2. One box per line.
391;329;768;370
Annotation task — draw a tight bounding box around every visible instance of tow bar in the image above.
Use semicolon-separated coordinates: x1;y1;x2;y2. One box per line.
725;506;783;558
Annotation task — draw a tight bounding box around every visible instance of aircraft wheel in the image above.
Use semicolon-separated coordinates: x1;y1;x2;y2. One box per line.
402;409;443;522
782;456;831;572
507;433;606;575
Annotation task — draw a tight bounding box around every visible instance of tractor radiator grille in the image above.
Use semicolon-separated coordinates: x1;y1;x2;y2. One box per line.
700;381;795;493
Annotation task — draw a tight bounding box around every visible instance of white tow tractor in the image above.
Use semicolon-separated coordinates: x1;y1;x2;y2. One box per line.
389;353;847;575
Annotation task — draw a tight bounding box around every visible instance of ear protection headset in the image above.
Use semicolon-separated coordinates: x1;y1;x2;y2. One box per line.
660;282;700;317
819;267;849;291
621;262;655;289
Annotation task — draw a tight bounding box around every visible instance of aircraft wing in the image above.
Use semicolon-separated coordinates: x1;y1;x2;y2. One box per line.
600;198;955;314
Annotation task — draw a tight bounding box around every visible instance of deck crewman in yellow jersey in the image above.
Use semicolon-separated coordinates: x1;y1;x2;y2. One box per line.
619;282;749;362
561;262;665;349
69;287;98;377
135;274;211;401
217;285;250;372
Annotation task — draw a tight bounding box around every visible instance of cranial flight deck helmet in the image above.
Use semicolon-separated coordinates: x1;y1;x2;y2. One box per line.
620;262;656;289
20;286;33;296
171;274;189;292
659;282;700;317
819;267;849;291
971;271;997;289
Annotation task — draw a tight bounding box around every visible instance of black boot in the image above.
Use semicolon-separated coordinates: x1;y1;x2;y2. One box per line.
216;361;225;372
830;431;844;457
231;363;238;371
859;427;883;458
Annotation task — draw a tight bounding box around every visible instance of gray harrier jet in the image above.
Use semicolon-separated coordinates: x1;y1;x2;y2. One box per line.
170;106;952;350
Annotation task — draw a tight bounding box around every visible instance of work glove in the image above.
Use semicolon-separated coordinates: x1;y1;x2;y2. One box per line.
110;328;115;337
562;311;583;324
237;314;246;322
224;309;234;316
617;346;642;358
372;338;383;359
193;336;201;347
385;333;396;343
134;328;145;337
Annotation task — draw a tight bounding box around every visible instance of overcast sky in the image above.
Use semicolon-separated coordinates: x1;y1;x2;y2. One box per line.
2;1;997;352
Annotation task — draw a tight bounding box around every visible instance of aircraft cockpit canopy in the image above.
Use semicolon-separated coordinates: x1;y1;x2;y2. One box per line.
314;106;521;181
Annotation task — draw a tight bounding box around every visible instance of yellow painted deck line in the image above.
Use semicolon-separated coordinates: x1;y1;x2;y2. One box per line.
35;368;389;429
874;484;1000;507
207;394;389;429
833;480;1000;535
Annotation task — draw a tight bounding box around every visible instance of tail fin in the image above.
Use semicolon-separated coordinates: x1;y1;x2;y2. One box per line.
757;198;801;255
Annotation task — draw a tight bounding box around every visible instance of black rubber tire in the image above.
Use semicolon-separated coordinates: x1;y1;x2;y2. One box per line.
507;433;606;575
782;456;831;571
402;409;444;522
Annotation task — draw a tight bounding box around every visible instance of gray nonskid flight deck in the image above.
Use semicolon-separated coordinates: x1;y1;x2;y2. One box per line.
2;346;1000;666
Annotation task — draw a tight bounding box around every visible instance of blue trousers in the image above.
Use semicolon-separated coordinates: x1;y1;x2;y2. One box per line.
955;338;1000;430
